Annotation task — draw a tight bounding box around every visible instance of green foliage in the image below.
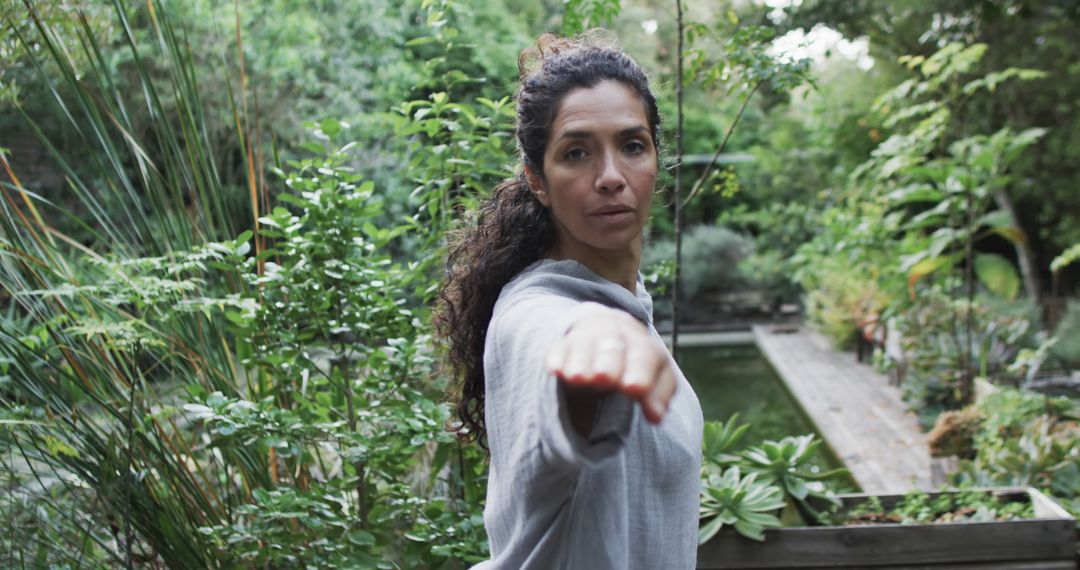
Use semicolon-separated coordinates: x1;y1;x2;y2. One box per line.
741;435;847;502
241;127;486;564
561;0;621;36
947;387;1080;529
973;253;1020;301
678;22;814;209
1048;300;1080;367
842;488;1034;525
1051;243;1080;274
1;131;489;565
377;0;518;272
955;388;1079;488
719;202;816;300
0;0;501;565
642;257;675;299
856;42;1045;297
645;224;752;319
897;289;1038;427
682;23;812;96
795;0;1080;256
0;0;113;104
796;40;1050;414
699;415;848;543
701;413;750;465
801;255;892;350
699;466;785;543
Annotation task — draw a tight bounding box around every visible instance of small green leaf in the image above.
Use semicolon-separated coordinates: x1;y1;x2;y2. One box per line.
44;435;78;458
1050;243;1080;273
252;488;270;505
698;514;726;544
886;184;942;205
974;253;1020;300
348;529;376;546
404;36;436;47
907;254;959;297
319;119;342;138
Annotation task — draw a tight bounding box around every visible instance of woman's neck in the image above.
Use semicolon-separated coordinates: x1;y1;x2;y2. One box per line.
547;240;641;293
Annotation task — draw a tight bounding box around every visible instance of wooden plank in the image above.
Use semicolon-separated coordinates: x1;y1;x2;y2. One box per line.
699;488;1076;568
808;562;1077;570
752;325;934;493
912;563;1076;570
1031;487;1076;520
698;519;1076;568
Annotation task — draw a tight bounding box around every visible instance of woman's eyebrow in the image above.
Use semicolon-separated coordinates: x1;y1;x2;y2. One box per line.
556;125;649;143
618;125;650;137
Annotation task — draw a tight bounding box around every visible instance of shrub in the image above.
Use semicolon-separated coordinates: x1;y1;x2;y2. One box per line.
644;224;752;320
801;256;889;350
951;387;1079;531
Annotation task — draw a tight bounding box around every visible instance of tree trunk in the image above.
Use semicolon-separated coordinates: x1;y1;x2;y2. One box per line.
672;0;684;357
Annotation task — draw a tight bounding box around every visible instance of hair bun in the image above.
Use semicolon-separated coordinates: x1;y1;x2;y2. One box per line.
517;29;620;80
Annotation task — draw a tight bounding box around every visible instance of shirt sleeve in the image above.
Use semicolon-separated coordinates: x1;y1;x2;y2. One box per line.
485;294;638;473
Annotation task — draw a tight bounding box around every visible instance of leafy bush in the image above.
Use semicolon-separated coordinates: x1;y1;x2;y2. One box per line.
0;134;489;567
896;288;1039;427
645;224;752;320
950;387;1080;531
794;41;1051;415
801;256;891;350
680;225;752;298
187;141;486;567
718;201;816;301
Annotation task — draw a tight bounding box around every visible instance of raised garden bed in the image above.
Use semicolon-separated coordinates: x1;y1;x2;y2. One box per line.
697;487;1076;569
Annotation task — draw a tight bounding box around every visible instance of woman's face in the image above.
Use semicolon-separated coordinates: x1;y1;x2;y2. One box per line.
529;80;658;263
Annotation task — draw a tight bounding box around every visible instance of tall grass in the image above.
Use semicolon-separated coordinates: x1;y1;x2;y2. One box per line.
1;0;263;565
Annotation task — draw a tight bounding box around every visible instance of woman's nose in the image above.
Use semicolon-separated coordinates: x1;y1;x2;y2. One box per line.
595;150;627;193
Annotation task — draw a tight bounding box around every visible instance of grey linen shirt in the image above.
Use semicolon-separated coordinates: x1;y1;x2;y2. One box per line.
472;259;704;570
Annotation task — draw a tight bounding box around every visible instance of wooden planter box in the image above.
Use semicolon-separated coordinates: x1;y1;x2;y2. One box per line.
697;487;1077;569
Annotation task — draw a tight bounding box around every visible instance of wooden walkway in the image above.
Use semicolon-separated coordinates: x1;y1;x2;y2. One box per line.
752;325;933;493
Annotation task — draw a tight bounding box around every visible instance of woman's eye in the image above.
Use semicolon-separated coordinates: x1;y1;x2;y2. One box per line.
624;141;646;154
566;148;587;161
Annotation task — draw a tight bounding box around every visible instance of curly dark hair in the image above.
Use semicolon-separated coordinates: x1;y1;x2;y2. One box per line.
434;32;661;446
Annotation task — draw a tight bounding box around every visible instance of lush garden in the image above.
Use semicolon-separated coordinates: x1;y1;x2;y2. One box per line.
1;0;1078;567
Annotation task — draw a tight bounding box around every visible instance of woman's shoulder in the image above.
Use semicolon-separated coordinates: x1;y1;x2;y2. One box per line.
492;260;601;319
495;258;653;326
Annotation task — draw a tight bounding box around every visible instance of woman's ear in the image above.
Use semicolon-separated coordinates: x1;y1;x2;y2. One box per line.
524;166;550;207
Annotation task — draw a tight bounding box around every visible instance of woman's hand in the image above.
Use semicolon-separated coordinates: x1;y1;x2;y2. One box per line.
545;308;676;425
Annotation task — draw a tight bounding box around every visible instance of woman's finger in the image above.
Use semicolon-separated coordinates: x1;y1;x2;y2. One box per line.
619;340;665;399
545;336;570;375
589;336;626;388
560;333;595;384
643;365;677;424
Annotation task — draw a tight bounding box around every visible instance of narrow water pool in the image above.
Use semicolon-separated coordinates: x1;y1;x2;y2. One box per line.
678;343;853;481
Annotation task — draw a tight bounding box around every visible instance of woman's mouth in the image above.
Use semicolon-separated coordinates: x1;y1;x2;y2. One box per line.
590;207;635;224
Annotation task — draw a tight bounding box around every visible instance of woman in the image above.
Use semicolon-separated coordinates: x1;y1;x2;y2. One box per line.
436;33;703;569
